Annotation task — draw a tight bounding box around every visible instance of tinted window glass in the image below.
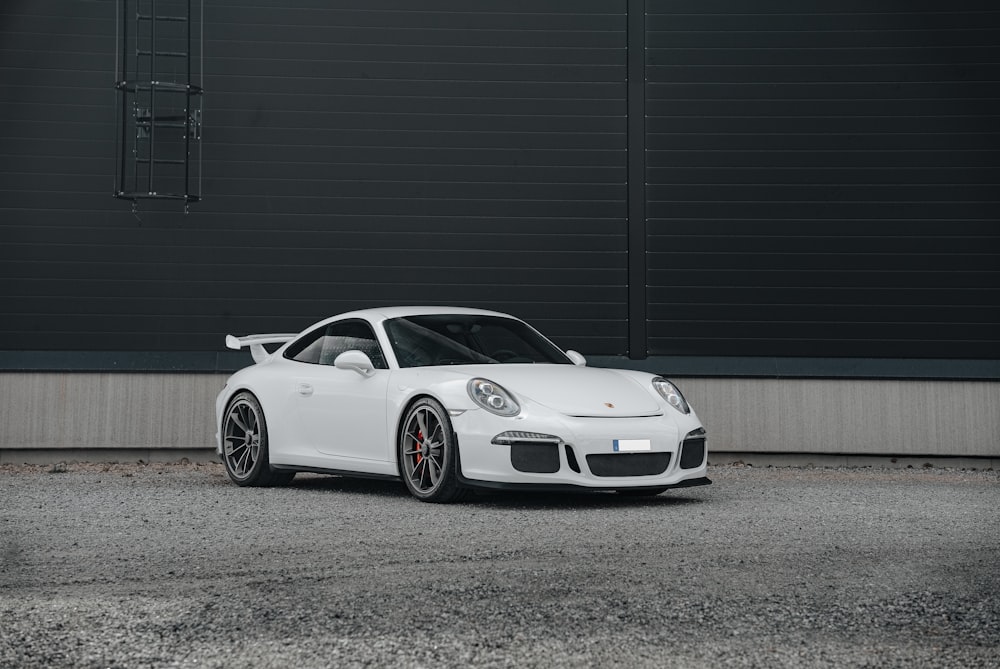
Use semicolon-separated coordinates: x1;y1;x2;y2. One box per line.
285;320;387;369
385;315;570;368
285;326;325;364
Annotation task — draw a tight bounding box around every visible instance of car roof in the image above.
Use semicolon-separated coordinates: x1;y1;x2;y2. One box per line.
337;306;516;321
283;307;523;343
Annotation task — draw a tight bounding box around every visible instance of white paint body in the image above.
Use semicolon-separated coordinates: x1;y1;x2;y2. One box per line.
215;307;708;490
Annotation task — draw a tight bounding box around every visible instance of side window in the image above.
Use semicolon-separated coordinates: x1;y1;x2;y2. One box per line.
285;326;326;364
319;320;387;369
285;320;388;369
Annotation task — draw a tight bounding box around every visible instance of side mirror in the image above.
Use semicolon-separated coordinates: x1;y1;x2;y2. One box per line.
333;350;376;377
566;350;587;366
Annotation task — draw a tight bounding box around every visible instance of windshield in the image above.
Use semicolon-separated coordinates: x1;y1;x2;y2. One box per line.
384;315;572;368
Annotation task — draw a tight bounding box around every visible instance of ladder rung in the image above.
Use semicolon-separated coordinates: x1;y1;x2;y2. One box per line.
136;113;189;122
137;50;188;58
136;14;188;22
115;191;200;202
137;123;189;129
132;82;199;93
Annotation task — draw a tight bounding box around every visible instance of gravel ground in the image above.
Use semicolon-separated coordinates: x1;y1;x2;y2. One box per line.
1;462;998;668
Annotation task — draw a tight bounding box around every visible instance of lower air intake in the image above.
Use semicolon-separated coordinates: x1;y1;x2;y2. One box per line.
511;443;561;473
586;453;671;477
680;436;706;469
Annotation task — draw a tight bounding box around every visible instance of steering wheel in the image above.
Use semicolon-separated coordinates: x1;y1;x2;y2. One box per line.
490;349;520;362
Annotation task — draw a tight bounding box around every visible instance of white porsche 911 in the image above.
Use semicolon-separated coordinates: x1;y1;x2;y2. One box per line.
216;307;710;502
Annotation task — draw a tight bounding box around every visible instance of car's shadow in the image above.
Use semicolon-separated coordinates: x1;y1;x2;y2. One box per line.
464;490;705;509
289;474;409;497
287;474;705;508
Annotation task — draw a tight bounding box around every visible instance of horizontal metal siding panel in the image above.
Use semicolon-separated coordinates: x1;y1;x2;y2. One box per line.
1;191;625;218
644;64;1000;85
0;1;628;354
0;139;624;168
645;0;1000;359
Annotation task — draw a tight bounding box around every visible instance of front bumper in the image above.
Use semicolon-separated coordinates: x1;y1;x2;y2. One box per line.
450;407;709;490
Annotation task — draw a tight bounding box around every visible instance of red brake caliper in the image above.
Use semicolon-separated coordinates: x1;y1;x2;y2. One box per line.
415;430;423;465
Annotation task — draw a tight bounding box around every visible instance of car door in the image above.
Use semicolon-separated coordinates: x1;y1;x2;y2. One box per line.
284;319;392;466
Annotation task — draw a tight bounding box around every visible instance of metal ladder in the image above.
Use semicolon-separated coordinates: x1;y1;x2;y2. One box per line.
114;0;203;211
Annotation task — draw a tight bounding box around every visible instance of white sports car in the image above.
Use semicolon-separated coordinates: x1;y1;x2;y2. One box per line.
216;307;710;502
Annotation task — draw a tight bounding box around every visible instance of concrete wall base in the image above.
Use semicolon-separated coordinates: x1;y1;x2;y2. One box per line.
682;377;999;457
0;448;219;466
1;373;998;458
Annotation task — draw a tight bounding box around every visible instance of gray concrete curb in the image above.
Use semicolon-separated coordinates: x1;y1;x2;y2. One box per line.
709;451;999;470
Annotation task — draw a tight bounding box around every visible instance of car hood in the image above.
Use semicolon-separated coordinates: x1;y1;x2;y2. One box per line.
450;364;662;418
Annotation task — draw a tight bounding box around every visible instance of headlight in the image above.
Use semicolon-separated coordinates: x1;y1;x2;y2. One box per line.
468;378;520;417
652;377;690;414
491;431;561;445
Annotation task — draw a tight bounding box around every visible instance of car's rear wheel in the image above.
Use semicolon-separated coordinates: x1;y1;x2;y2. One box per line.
222;391;294;487
398;397;466;503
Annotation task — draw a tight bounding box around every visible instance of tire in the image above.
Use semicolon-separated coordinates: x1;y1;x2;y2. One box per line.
221;391;295;487
398;397;466;503
615;487;669;497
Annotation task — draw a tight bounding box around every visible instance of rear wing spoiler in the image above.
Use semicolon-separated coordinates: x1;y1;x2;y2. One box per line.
225;333;297;363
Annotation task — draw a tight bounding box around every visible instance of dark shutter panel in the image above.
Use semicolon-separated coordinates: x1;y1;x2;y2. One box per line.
645;0;1000;359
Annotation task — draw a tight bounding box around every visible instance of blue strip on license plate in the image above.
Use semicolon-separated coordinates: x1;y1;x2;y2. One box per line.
613;439;651;452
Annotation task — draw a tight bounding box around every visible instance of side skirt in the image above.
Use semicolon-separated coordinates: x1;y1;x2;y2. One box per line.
270;464;401;482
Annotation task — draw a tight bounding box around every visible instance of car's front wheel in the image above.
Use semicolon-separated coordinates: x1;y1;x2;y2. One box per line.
398;397;466;503
222;391;294;487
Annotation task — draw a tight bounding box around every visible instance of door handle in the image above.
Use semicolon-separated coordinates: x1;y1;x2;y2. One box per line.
296;382;314;397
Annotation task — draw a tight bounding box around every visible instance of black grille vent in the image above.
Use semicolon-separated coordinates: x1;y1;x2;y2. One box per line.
511;443;560;474
680;437;706;470
586;453;671;477
565;444;581;473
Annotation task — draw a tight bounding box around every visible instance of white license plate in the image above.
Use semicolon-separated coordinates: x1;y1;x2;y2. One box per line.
613;439;651;452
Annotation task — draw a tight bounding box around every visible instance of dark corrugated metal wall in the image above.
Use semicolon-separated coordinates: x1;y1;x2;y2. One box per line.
645;0;1000;359
0;1;997;363
0;0;629;354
